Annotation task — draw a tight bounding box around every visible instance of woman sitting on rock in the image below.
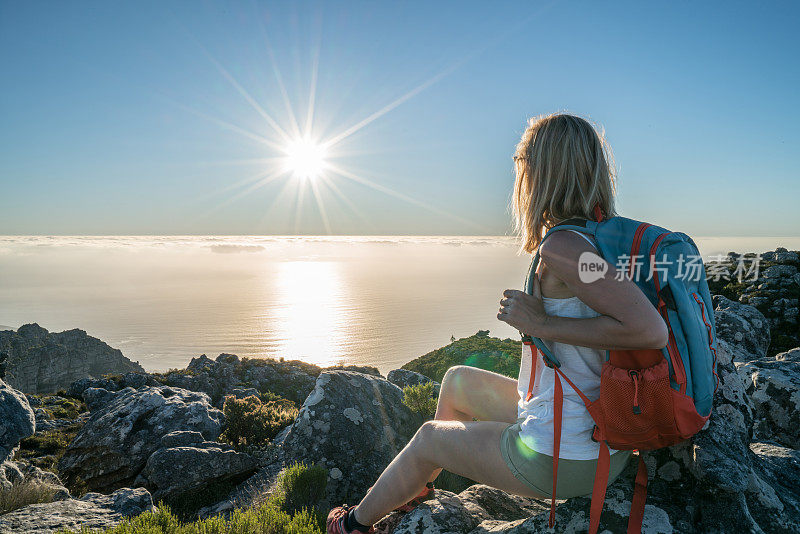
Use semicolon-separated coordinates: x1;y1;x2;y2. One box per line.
327;113;668;534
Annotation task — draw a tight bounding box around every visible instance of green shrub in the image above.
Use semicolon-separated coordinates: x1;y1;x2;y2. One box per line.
47;396;87;419
70;500;323;533
0;479;58;514
402;333;521;382
220;395;298;448
402;382;437;419
15;423;84;475
271;462;328;519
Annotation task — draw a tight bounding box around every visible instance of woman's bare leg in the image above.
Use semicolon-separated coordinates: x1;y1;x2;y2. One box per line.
426;366;518;483
353;419;544;526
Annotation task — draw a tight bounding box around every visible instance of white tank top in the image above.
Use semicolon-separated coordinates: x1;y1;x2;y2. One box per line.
515;230;619;460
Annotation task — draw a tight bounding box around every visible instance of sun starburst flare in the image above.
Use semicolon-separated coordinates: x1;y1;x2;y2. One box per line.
178;8;538;234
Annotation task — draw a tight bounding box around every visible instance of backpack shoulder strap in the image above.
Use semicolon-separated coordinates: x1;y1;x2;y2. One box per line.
523;218;600;297
520;218;602;367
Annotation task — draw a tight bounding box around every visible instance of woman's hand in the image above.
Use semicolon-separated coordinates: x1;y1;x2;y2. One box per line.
497;275;548;336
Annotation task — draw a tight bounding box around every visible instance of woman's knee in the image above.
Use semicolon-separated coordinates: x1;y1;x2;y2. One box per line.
441;365;471;395
411;420;446;451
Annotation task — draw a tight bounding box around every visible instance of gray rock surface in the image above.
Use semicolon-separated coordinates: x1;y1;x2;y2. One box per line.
58;386;223;492
283;370;422;507
713;295;771;361
0;323;144;394
0;378;35;464
738;347;800;448
139;441;258;501
0;487;154;534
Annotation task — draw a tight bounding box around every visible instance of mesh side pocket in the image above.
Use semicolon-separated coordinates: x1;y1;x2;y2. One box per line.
599;359;678;448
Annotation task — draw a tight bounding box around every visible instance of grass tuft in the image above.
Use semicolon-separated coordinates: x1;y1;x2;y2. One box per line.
70;462;329;533
0;479;58;514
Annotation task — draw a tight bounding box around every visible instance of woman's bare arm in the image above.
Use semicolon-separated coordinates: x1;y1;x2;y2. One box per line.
498;231;668;350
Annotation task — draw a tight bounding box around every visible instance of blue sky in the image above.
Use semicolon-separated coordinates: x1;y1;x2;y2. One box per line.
0;1;797;236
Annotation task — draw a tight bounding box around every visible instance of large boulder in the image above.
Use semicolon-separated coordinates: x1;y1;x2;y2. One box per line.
283;370;422;506
0;378;35;464
160;353;321;405
138;440;258;502
58;386;223;492
0;487;154;534
0;324;144;394
738;347;800;448
713;295;771;361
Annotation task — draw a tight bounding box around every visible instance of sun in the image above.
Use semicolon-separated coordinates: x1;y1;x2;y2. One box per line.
283;138;328;180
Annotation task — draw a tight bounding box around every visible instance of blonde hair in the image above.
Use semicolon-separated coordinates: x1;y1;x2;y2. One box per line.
512;113;617;254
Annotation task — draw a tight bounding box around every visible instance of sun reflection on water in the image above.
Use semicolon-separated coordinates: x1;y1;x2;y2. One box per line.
271;261;350;367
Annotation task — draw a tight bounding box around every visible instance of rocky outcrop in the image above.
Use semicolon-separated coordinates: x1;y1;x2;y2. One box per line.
58;386;224;492
0;459;71;501
0;378;35;468
0;487;154;534
283;370;422;507
738;347;800;448
713;295;771;361
709;247;799;356
137;435;258;502
374;485;547;534
0;324;144;394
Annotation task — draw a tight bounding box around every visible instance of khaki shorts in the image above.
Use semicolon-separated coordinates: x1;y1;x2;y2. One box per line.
500;418;633;499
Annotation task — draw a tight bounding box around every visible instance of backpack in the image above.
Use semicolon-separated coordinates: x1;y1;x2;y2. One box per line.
520;212;718;534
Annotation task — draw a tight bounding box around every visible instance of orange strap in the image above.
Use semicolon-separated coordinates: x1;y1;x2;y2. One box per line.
548;364;612;534
524;342;537;401
549;371;564;527
588;440;610;534
627;455;648;534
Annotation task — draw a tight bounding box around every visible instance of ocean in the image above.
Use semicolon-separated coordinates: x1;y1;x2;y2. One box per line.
1;235;797;375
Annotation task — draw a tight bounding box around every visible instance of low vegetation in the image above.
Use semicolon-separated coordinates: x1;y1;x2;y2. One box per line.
220;395;298;449
269;462;328;519
402;331;521;382
401;382;437;419
14;423;83;473
0;479;58;515
76;462;328;534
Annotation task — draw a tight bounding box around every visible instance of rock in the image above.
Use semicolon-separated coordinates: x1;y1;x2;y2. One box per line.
738;347;800;448
327;364;382;377
162;354;321;405
380;490;482;534
0;459;71;500
160;430;205;448
387;369;441;394
713;295;770;361
67;376;118;397
0;324;144;394
0;378;35;463
283;371;422;506
0;487;155;534
139;442;258;501
82;387;118;412
749;442;800;530
118;372;153;389
58;386;223;492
